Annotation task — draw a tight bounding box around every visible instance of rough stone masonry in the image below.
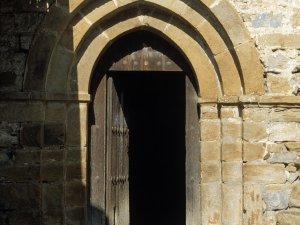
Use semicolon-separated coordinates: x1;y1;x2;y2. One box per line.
0;0;300;224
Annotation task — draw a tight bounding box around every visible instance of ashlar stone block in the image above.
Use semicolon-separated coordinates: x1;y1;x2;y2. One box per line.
243;122;267;142
221;119;242;142
242;108;269;122
42;183;63;209
65;182;86;207
66;103;87;146
200;141;221;162
20;123;43;148
244;164;286;184
200;120;220;141
222;142;242;161
201;162;221;183
244;184;263;225
200;105;218;119
201;182;222;225
222;161;242;184
222;184;242;225
269;123;300;142
244;142;265;162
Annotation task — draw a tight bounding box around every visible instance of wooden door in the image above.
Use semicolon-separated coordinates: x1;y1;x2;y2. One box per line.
89;30;200;225
106;76;130;225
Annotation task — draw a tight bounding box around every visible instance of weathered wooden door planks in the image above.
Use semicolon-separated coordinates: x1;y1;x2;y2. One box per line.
106;76;130;225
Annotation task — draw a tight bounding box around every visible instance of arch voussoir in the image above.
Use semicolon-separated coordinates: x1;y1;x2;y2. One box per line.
28;0;264;97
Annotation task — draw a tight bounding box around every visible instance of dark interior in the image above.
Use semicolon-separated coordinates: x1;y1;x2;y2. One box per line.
111;71;186;225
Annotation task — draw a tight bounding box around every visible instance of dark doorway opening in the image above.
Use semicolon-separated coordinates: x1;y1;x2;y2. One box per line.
110;71;186;225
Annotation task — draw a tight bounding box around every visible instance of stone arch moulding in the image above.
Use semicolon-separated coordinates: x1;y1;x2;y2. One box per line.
24;0;265;97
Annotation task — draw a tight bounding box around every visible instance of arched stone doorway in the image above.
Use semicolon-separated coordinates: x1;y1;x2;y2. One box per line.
89;31;200;224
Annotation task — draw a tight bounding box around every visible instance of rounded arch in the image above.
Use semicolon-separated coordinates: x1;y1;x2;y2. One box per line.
24;0;264;96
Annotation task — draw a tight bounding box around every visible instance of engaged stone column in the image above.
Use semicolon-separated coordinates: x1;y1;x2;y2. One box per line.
221;106;243;225
200;104;222;225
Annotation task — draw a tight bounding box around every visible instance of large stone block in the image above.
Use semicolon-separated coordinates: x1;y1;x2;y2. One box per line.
41;149;64;163
44;122;65;146
222;142;242;161
200;105;218;119
221;119;242;142
7;211;41;225
200;141;221;162
66;161;86;180
45;102;66;121
222;162;242;184
234;41;265;95
201;162;221;183
221;107;240;119
269;123;300;142
20;123;43;147
244;164;286;184
46;44;73;92
222;184;242;225
243;108;269;122
43;210;64;225
0;183;40;210
215;50;242;96
244;142;265;161
24;30;56;91
0;164;40;181
211;0;250;45
66;146;87;162
201;182;222;225
66;103;87;146
276;211;300;225
244;184;263;225
197;20;227;55
243;122;267;142
263;211;276;225
65;182;86;207
0;101;44;122
65;207;85;224
41;163;64;182
200;120;220;141
42;183;63;209
13;149;41;163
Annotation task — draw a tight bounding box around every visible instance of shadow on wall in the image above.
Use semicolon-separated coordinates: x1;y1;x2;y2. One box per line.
0;0;88;224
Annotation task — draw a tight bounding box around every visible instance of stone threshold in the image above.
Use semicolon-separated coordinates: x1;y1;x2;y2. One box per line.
0;91;91;102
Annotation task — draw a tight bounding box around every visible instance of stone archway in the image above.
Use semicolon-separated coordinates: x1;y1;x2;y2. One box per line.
89;30;200;225
21;1;266;224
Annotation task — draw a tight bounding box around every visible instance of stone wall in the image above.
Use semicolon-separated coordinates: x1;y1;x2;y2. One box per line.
230;0;300;96
0;0;300;224
199;97;300;225
1;1;86;224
